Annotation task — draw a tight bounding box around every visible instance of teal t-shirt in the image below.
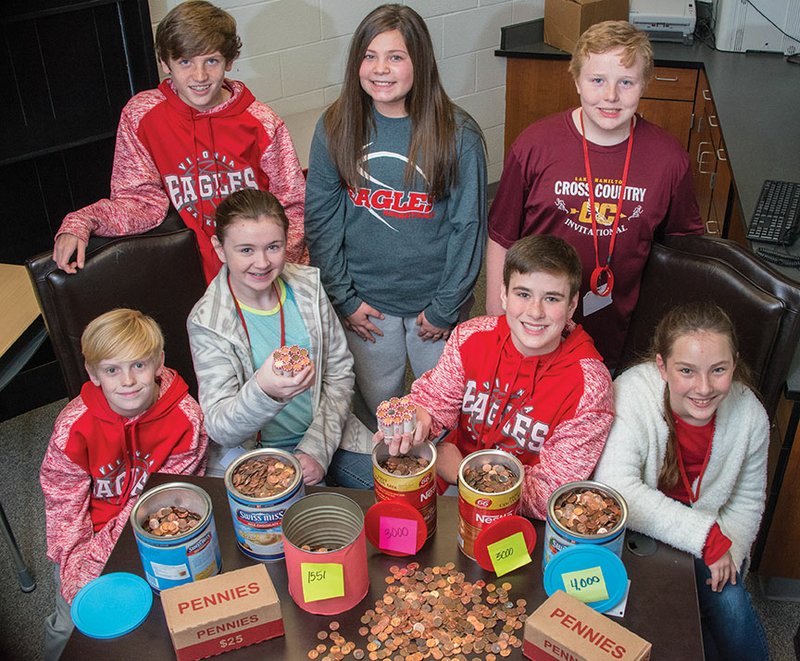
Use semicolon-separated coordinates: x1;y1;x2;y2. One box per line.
239;279;313;450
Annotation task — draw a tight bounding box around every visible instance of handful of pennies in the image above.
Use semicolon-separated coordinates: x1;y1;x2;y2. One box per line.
376;396;417;441
231;455;296;498
553;487;622;535
308;561;526;660
141;506;201;537
462;463;517;494
273;344;311;376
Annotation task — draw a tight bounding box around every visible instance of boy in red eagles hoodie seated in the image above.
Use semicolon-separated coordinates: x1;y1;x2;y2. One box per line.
52;0;306;283
380;235;614;519
40;309;208;659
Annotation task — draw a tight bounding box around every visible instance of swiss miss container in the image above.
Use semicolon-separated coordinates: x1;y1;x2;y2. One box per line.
282;492;369;615
372;440;437;538
130;482;222;592
224;448;305;561
543;480;628;569
457;449;524;559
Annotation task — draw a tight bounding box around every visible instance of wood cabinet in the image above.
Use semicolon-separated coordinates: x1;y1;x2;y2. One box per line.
502;58;750;241
636;67;696;151
503;58;697;154
687;70;738;239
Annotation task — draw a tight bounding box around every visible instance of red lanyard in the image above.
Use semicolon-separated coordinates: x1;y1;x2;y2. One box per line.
227;275;285;347
226;276;284;449
580;111;635;296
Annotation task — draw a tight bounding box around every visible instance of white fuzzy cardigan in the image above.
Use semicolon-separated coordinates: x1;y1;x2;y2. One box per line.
594;362;768;569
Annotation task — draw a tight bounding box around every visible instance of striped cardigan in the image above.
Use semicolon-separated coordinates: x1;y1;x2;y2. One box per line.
187;262;372;475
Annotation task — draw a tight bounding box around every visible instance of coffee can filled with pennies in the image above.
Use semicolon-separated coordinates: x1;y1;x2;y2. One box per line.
130;482;222;592
372;440;437;538
224;448;305;561
282;492;369;615
457;449;524;559
543;480;628;569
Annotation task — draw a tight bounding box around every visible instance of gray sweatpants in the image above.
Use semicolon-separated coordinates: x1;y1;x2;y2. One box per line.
44;565;73;661
346;312;447;430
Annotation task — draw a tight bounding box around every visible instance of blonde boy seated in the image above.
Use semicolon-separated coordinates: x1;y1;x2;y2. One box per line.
40;309;208;659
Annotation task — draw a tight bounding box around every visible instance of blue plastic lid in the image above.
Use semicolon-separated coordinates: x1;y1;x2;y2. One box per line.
71;572;153;639
543;544;628;612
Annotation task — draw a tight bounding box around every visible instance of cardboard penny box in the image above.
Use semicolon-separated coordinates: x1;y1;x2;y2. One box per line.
524;590;651;661
544;0;630;54
161;564;283;660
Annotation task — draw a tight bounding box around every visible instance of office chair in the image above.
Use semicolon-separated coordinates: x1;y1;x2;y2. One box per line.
619;234;800;419
618;234;800;572
25;213;206;399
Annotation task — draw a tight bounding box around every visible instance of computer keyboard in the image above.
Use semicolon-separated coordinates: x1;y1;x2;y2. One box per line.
746;180;800;244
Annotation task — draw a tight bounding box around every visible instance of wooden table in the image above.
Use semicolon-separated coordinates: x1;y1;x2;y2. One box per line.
0;264;40;358
63;474;704;659
0;264;42;591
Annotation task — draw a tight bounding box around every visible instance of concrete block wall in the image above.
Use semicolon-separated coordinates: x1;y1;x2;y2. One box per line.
149;1;545;181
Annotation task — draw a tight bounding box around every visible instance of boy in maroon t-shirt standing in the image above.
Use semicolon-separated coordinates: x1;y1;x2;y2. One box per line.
486;21;702;370
377;235;614;520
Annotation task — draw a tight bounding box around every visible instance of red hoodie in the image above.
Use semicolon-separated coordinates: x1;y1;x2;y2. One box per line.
56;79;307;282
411;316;614;519
40;368;207;602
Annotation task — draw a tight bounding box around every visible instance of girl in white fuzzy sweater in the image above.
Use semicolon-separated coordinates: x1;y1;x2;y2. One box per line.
594;302;769;660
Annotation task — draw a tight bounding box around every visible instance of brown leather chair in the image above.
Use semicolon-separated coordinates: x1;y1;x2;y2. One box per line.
25;214;206;399
618;234;800;420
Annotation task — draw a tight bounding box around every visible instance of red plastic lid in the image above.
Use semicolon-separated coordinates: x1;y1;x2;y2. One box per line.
365;500;427;556
473;515;537;573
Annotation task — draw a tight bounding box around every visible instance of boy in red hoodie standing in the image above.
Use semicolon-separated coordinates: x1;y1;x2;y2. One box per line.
40;309;208;659
387;235;614;520
52;1;307;283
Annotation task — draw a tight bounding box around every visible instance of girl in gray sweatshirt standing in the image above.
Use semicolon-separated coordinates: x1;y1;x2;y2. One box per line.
305;4;487;429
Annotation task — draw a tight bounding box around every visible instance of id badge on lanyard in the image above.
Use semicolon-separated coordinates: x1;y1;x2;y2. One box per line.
579;111;635;305
583;285;613;317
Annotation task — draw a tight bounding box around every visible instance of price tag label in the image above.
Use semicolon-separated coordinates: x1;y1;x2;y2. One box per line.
486;531;531;577
379;516;417;555
300;562;344;603
562;566;609;603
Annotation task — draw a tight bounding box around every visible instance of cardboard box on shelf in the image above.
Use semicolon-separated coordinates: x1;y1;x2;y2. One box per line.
161;564;283;661
523;590;651;661
545;0;630;54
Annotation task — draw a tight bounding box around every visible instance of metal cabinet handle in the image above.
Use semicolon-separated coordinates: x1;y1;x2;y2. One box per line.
708;115;719;128
716;147;727;161
702;89;712;101
697;141;714;174
706;220;720;235
655;76;679;82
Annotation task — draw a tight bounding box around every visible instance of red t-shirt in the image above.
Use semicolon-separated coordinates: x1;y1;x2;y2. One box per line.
664;414;732;565
489;110;703;369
